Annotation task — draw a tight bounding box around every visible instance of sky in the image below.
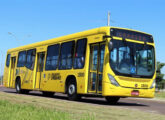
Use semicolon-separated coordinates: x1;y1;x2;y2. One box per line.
0;0;165;75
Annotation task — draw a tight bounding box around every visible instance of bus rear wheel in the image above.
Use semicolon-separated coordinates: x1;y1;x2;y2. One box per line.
105;96;120;104
67;80;81;101
15;79;29;94
15;80;21;94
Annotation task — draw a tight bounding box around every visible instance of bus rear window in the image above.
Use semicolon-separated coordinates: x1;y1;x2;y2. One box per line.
6;54;11;67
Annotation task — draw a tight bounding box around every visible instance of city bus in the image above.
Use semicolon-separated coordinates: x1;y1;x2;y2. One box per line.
3;26;156;104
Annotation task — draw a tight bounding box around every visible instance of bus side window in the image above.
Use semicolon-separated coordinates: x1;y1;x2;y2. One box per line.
6;54;11;67
26;49;36;70
17;51;26;67
74;38;87;69
45;44;60;70
59;41;75;70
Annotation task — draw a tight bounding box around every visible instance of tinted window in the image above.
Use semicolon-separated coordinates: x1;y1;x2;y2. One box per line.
26;49;36;70
59;41;75;69
17;51;26;67
74;38;87;69
6;54;11;67
46;44;60;70
110;39;155;78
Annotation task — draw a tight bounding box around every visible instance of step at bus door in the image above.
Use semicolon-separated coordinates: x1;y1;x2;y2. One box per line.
88;43;105;94
35;52;45;89
9;57;16;88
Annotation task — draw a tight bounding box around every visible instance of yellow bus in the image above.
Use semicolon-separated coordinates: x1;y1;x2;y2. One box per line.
3;26;156;104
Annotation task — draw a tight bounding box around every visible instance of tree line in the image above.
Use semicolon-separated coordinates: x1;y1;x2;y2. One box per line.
156;62;165;90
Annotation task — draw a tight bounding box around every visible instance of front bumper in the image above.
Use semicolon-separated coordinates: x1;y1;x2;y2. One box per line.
102;82;155;98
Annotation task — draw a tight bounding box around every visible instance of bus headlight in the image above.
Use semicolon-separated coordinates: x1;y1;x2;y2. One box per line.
108;73;120;87
150;79;156;89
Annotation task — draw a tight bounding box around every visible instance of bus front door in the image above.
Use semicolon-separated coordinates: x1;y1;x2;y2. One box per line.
9;57;16;88
35;52;45;89
88;43;105;94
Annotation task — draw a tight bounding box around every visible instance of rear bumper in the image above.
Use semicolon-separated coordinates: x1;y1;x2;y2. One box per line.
102;82;155;98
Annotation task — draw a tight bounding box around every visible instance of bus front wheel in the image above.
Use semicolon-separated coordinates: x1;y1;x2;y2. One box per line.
67;80;81;101
105;96;120;104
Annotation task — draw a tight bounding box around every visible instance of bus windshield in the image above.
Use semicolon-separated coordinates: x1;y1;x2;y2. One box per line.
110;39;155;78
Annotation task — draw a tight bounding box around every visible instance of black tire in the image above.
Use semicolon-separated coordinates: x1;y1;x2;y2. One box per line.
42;91;55;97
15;79;22;94
105;96;120;104
15;79;29;94
67;80;81;101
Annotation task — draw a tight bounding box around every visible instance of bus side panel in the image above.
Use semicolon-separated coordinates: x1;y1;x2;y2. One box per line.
40;70;61;92
40;69;88;94
21;68;35;90
76;69;89;94
17;66;29;89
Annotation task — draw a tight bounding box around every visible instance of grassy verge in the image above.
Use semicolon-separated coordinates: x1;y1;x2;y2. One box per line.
155;91;165;99
0;100;71;120
0;92;165;120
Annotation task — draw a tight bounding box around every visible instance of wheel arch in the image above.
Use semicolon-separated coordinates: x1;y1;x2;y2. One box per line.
15;76;21;83
65;75;77;94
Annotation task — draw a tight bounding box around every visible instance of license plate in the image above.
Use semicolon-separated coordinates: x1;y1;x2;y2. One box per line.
131;91;139;96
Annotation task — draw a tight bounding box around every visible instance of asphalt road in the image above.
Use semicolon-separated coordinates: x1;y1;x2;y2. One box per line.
0;87;165;115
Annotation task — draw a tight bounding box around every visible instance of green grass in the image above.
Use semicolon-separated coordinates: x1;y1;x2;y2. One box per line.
0;100;70;120
0;91;165;120
155;91;165;99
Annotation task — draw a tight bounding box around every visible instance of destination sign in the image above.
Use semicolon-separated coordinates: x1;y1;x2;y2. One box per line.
110;28;153;43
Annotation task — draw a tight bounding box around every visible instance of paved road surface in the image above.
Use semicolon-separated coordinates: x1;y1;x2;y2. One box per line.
0;87;165;115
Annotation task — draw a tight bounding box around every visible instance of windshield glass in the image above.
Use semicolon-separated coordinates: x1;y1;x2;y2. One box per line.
110;39;155;78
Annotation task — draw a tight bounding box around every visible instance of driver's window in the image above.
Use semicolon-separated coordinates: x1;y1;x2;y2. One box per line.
138;50;147;68
118;46;130;65
110;48;117;69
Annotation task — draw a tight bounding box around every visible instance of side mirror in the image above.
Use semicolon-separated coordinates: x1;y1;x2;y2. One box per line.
108;41;113;51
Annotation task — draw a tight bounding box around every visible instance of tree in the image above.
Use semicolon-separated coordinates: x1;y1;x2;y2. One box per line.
0;75;3;85
156;61;165;90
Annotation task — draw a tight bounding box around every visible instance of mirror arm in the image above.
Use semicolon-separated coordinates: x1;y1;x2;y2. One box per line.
103;35;113;51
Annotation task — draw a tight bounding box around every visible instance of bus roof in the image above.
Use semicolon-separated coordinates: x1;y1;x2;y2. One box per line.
7;26;152;53
7;26;110;53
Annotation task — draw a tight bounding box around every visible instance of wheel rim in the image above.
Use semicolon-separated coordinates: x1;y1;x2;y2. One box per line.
68;84;75;95
16;83;20;91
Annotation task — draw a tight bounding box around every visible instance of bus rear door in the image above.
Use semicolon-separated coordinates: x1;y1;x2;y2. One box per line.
9;57;16;88
35;52;45;89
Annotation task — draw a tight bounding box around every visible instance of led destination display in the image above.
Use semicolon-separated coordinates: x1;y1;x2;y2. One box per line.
110;28;153;43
